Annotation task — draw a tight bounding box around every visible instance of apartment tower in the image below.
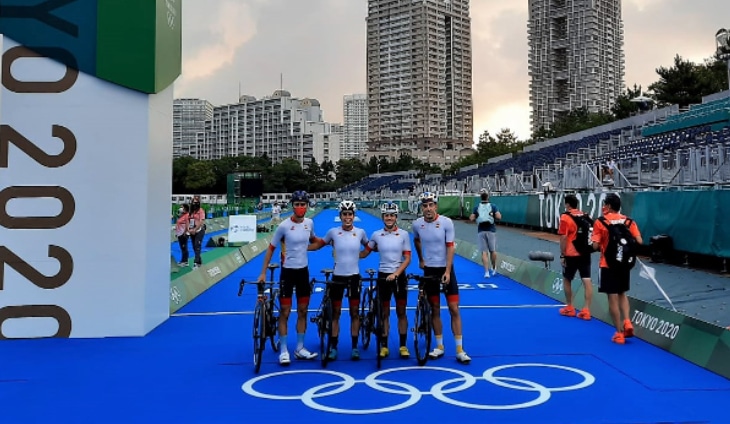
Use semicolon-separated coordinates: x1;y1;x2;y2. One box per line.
366;0;473;150
173;98;213;158
342;94;368;159
528;0;624;134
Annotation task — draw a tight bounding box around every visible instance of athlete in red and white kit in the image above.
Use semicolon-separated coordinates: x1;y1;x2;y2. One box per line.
412;191;471;364
257;190;319;365
309;200;369;361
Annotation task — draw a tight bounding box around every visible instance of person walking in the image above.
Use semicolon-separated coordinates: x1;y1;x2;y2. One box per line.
469;189;501;278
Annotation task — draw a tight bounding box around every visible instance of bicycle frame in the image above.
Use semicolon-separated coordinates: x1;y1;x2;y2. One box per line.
406;273;443;366
309;269;351;369
360;268;400;369
238;263;281;373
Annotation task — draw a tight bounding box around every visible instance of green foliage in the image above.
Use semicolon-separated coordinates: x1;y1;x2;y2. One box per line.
446;128;530;175
183;161;216;190
611;84;644;120
648;54;728;108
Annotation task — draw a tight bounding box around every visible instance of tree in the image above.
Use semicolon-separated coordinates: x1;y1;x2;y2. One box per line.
550;107;614;138
172;156;197;193
611;84;644;119
321;160;336;182
335;158;369;185
495;128;518;145
184;161;217;191
649;55;708;108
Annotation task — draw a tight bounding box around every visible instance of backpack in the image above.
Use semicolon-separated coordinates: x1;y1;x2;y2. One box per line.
476;202;494;225
565;212;594;255
598;217;637;270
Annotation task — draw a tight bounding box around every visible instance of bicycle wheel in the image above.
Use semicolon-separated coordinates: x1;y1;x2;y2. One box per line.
413;298;432;366
268;300;280;352
360;287;372;350
252;302;266;373
373;288;383;369
319;299;333;368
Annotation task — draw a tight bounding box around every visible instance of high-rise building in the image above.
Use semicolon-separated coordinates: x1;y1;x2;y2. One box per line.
198;90;340;166
342;94;368;159
366;0;473;152
173;98;213;158
528;0;624;135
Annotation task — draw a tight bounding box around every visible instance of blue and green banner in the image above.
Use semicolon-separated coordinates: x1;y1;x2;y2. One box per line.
0;0;181;93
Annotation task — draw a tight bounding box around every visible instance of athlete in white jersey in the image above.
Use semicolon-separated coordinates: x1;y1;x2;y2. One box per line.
258;190;319;365
360;201;412;359
412;192;471;364
309;200;368;361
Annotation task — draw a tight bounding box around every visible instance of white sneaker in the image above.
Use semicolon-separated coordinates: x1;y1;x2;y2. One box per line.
456;351;471;364
489;269;497;277
484;271;490;278
178;262;187;267
428;347;445;359
294;347;318;360
193;264;200;270
279;351;291;365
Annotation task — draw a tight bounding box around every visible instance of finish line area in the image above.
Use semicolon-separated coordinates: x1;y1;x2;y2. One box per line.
1;210;728;423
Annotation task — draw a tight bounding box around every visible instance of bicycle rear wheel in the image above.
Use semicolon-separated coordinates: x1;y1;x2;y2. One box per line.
360;287;372;350
252;302;266;373
413;298;432;366
374;288;383;369
268;300;280;352
319;299;333;368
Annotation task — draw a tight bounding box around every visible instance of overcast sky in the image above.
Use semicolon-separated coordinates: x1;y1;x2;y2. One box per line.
174;0;728;141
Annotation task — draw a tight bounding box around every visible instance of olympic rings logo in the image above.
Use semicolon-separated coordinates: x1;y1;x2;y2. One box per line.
241;363;595;414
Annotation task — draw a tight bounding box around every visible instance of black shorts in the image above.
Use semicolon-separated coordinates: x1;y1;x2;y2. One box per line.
330;274;362;303
599;267;631;294
563;255;591;281
423;266;459;301
377;272;408;304
280;267;311;302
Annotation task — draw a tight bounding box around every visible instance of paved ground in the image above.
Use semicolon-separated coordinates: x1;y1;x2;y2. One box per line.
437;216;730;328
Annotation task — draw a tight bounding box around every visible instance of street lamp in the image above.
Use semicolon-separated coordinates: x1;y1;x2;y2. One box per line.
716;28;730;90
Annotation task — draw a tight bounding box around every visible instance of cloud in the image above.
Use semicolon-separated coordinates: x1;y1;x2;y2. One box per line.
175;0;725;143
176;1;259;94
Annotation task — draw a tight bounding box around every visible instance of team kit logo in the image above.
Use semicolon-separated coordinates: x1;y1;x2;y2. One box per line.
242;363;595;414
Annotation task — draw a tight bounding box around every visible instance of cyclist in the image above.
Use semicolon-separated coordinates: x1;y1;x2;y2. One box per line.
360;201;412;359
309;200;368;361
412;192;471;364
257;190;319;365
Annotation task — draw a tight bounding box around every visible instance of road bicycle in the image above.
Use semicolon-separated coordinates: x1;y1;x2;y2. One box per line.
309;269;351;368
359;268;387;369
405;273;442;366
238;263;281;373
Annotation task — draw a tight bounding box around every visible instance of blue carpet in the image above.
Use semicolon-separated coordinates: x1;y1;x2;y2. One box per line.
1;210;728;423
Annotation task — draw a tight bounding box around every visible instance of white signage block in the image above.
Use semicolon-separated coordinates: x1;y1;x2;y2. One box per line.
0;37;172;338
228;215;257;243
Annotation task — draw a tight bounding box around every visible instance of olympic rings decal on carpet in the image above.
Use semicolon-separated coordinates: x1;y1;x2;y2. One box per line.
241;363;596;414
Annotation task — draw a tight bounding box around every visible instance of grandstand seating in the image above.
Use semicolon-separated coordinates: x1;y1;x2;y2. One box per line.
642;97;730;137
338;92;730;198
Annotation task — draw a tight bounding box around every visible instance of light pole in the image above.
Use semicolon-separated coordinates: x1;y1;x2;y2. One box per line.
717;28;730;91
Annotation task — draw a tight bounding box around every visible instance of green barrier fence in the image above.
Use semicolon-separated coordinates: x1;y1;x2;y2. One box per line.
169;209;321;314
481;190;730;258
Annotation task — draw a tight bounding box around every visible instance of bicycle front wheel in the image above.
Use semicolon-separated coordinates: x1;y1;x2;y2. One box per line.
252;302;266;373
319;299;333;368
413;298;432;366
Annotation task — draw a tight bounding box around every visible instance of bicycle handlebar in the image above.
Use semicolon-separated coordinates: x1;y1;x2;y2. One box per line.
405;273;441;283
238;279;278;296
309;277;351;286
